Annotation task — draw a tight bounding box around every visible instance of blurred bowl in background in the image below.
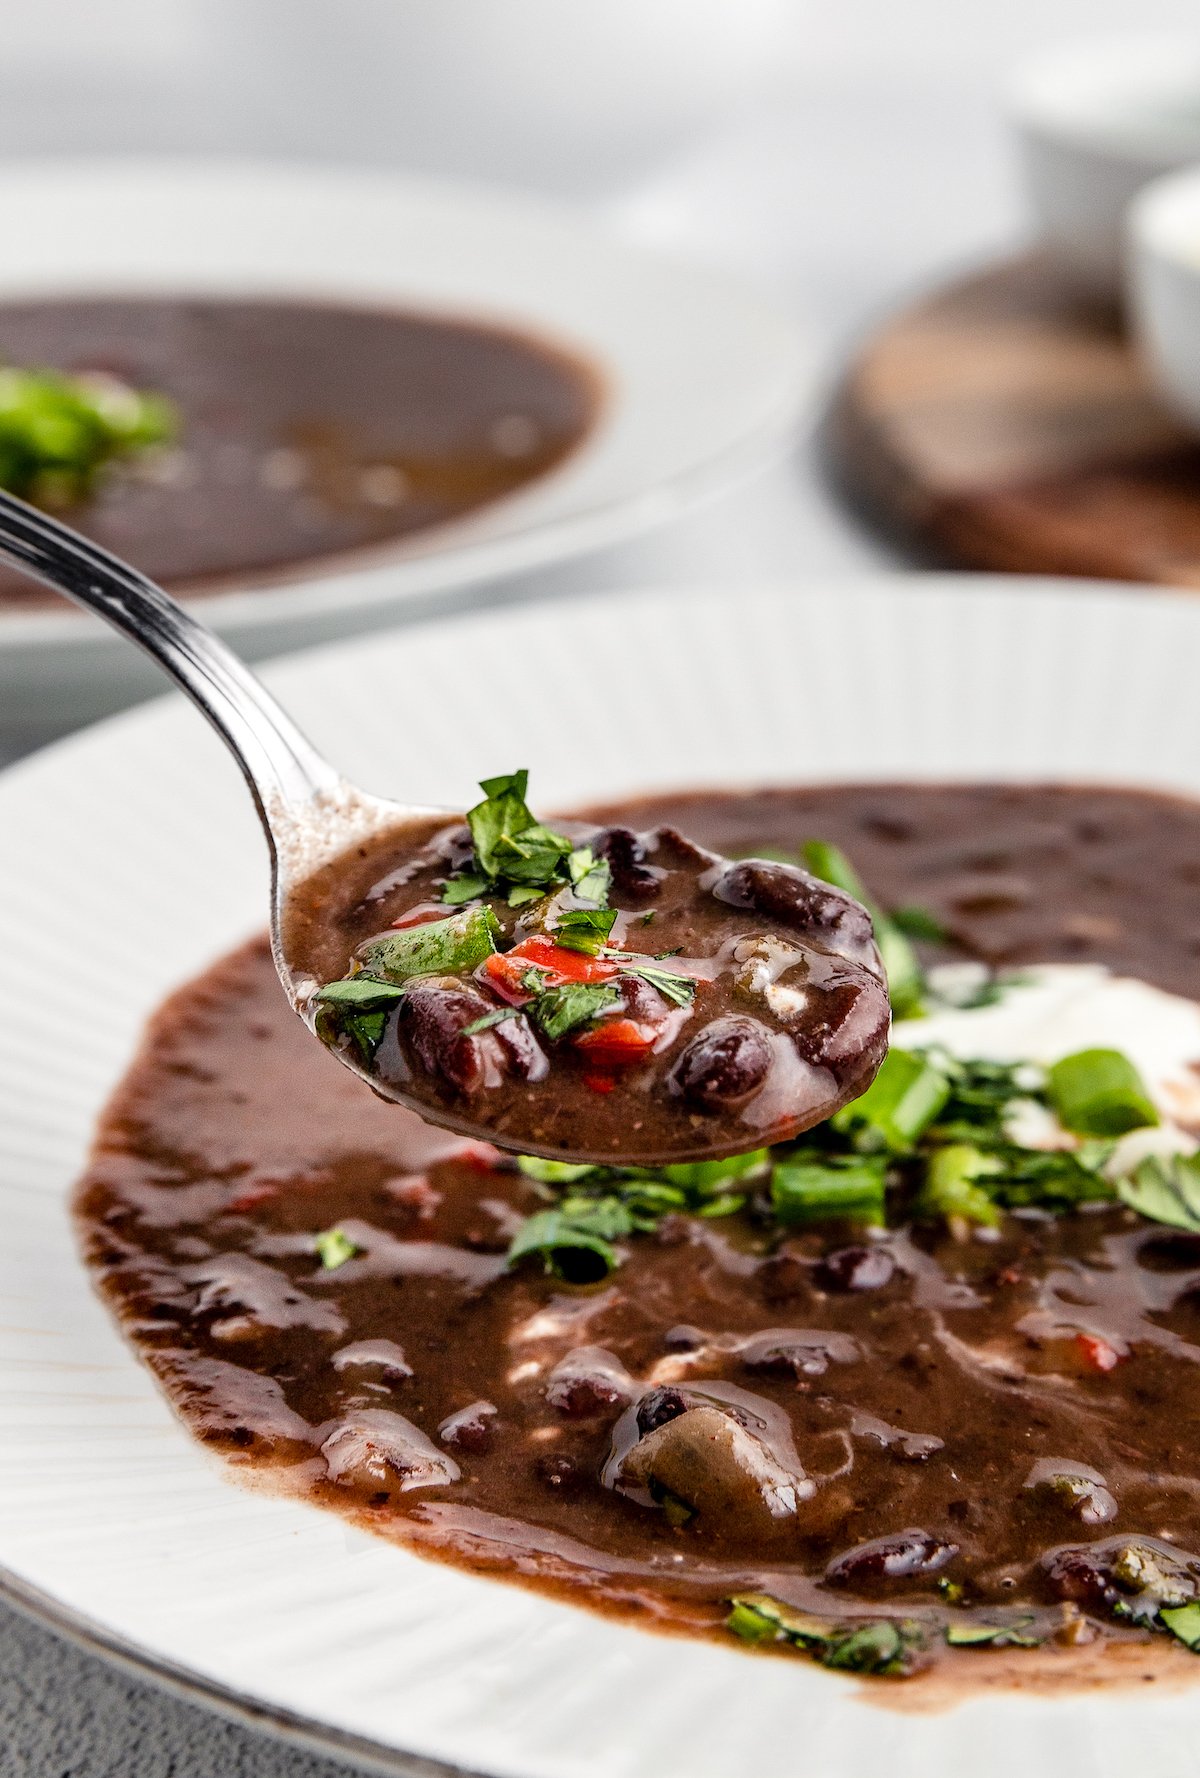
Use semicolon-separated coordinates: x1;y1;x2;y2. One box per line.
1010;35;1200;303
208;0;801;195
0;159;811;731
1128;163;1200;431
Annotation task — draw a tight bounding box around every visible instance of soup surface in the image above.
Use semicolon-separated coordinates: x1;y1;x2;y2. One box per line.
74;783;1200;1690
0;296;598;608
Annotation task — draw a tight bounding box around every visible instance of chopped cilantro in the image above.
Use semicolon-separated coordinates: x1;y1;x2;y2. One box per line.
313;1226;360;1270
313;976;405;1064
315;977;406;1012
553;907;618;954
460;1006;521;1037
613;957;696;1008
443;770;576;907
725;1594;924;1675
529;981;621;1042
891;904;948;943
568;845;612;906
1118;1152;1200;1233
506;1200;631;1281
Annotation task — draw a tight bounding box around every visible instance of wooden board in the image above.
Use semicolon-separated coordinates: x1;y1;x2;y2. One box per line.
824;253;1200;587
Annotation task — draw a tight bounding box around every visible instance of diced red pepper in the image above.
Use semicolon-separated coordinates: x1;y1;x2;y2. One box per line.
227;1183;279;1214
582;1071;617;1094
483;935;618;1004
1075;1332;1122;1373
573;1018;658;1065
452;1141;504;1173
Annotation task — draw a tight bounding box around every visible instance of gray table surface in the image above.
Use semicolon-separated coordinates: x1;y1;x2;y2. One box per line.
1;3;1192;1765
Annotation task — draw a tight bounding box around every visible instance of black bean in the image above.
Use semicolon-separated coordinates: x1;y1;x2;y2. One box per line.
816;1245;895;1292
825;1528;958;1587
399;980;543;1095
636;1386;691;1437
710;859;876;958
591;827;662;899
535;1453;584;1494
789;976;890;1071
670;1015;772;1111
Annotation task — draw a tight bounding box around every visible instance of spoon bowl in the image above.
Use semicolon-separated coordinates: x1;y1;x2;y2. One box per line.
0;492;889;1163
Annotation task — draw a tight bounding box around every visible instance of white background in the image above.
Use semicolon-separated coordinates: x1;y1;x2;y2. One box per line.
1;1;1198;1772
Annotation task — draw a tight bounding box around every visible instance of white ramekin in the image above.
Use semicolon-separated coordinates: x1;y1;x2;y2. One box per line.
1010;35;1200;302
1128;163;1200;430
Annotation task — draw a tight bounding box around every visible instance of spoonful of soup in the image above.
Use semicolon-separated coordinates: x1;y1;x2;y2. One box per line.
0;491;889;1162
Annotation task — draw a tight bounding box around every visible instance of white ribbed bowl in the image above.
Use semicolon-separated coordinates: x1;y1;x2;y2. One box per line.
3;575;1200;1777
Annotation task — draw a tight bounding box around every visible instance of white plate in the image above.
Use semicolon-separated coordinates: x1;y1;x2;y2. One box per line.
5;574;1200;1778
0;160;809;726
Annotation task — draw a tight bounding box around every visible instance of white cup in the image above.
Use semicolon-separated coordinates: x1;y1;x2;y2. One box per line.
1128;164;1200;431
1010;36;1200;303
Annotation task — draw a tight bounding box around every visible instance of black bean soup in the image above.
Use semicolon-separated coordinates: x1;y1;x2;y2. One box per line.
285;786;889;1162
74;783;1200;1692
0;296;598;608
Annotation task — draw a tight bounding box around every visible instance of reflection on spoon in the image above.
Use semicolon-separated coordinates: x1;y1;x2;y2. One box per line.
0;493;888;1162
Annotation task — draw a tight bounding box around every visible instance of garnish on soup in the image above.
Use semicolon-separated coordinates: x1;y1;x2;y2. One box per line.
75;782;1200;1691
0;364;174;505
289;771;890;1163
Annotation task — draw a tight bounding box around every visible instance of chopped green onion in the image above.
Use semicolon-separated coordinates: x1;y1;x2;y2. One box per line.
1161;1603;1200;1651
357;906;499;984
918;1143;1002;1228
1045;1048;1159;1137
890;904;948;943
659;1150;770;1194
516;1155;598;1185
832;1047;951;1152
771;1153;887;1226
802;839;926;1018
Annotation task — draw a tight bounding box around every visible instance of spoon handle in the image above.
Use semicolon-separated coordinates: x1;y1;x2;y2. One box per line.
0;489;339;825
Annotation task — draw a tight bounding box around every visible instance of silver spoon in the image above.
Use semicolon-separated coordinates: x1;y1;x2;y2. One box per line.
0;490;888;1163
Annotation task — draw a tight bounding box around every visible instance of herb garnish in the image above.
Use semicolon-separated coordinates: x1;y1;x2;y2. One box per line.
552;907;619;954
507;1150;770;1279
503;1027;1184;1267
0;364;176;506
529;982;622;1043
802;840;928;1019
726;1594;926;1676
1118;1152;1200;1233
608;956;696;1008
358;906;500;983
313;1226;360;1270
442;770;608;909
